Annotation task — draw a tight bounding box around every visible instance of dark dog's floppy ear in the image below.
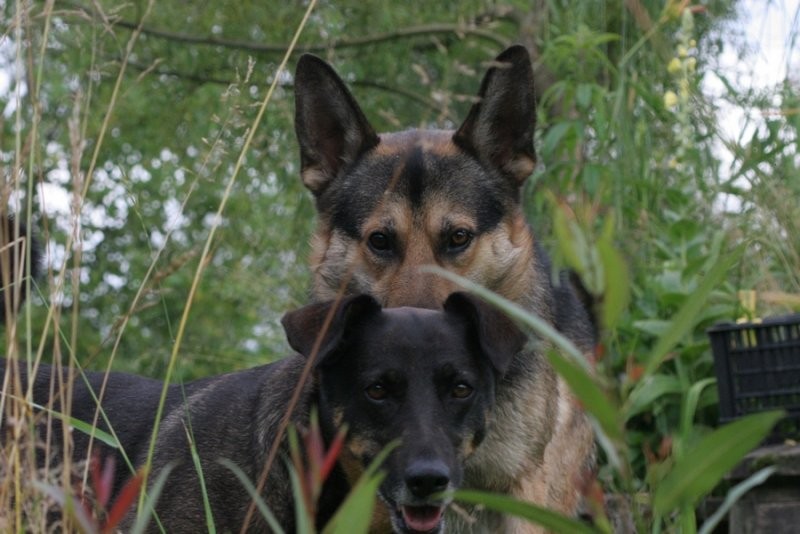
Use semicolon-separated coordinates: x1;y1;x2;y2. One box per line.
452;45;536;186
281;294;381;365
294;54;380;196
443;292;526;375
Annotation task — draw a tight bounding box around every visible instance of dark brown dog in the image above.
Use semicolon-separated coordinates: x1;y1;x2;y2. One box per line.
294;45;596;531
1;292;524;533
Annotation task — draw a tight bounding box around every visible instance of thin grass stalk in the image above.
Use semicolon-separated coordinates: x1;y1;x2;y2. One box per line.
136;0;320;521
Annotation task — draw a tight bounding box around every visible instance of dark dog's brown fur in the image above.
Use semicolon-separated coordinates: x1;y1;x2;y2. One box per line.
1;293;524;533
294;46;596;532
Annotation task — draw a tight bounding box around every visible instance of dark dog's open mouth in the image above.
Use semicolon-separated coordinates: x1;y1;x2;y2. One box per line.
399;504;445;533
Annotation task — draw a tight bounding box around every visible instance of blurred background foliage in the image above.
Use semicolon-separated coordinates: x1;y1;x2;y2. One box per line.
2;0;799;496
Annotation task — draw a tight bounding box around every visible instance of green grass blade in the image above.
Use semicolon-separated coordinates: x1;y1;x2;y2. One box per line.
452;490;599;534
288;461;315;534
653;410;784;514
697;466;777;534
185;426;215;534
218;458;285;534
28;400;119;449
424;267;589;370
129;462;176;534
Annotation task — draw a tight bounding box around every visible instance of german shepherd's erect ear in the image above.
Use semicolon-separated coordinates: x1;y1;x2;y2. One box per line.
294;55;379;196
453;45;537;186
442;292;527;376
281;294;381;365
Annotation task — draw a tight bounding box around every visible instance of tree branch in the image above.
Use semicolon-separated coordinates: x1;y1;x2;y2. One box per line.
67;2;511;53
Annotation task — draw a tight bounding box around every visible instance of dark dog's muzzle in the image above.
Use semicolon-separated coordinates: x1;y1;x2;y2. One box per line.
385;458;453;533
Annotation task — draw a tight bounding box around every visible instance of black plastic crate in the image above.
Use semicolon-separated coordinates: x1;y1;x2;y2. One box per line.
708;314;800;443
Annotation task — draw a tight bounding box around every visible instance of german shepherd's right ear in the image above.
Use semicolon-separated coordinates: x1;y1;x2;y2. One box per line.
294;55;379;196
453;45;536;186
281;294;381;366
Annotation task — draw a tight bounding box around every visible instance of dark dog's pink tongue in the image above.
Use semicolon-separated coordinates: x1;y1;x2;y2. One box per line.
401;505;443;533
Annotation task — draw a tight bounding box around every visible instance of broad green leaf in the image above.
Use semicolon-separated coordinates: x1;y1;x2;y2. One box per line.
545;349;623;445
323;471;385;534
653;410;784;514
598;221;630;329
625;374;683;420
644;247;743;377
453;490;599;534
323;441;399;534
680;378;717;444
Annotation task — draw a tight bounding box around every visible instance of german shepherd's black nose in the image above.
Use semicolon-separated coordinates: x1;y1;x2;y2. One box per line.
405;459;450;498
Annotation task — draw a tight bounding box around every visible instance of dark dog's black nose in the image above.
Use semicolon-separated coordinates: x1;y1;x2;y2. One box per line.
405;460;450;498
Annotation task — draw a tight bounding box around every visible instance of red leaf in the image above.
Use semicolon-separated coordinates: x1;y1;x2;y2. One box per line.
320;426;347;483
102;470;144;534
91;452;116;510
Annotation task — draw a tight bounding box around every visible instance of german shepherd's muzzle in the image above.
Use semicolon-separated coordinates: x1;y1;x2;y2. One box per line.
294;46;597;531
1;293;524;533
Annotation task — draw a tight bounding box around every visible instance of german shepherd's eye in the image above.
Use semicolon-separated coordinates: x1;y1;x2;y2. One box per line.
447;229;473;251
451;382;473;399
367;232;392;253
365;383;388;401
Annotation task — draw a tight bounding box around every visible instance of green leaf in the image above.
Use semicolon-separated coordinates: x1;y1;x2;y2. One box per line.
324;471;385;534
697;466;777;534
323;441;399;534
185;425;216;534
130;462;176;534
597;215;630;329
218;458;285;534
679;377;717;444
624;374;683;420
424;268;589;371
30;400;119;449
288;461;315;534
545;348;622;445
576;83;593;109
453;490;599;534
653;410;784;514
644;247;743;377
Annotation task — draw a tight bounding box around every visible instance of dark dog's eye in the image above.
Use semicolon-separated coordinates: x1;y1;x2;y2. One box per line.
448;229;472;251
365;383;388;401
368;232;391;252
451;383;473;399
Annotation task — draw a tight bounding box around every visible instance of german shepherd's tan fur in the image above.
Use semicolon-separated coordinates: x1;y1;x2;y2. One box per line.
294;46;596;532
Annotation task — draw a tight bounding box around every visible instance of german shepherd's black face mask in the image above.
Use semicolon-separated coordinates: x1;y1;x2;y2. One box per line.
282;293;526;534
294;46;538;309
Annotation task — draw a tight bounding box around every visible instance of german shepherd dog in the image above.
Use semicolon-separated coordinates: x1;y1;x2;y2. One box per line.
1;291;525;533
294;46;597;531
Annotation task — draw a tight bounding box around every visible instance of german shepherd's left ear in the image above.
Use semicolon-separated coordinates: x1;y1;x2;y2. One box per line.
294;55;380;196
443;292;527;376
281;294;381;365
453;45;536;186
